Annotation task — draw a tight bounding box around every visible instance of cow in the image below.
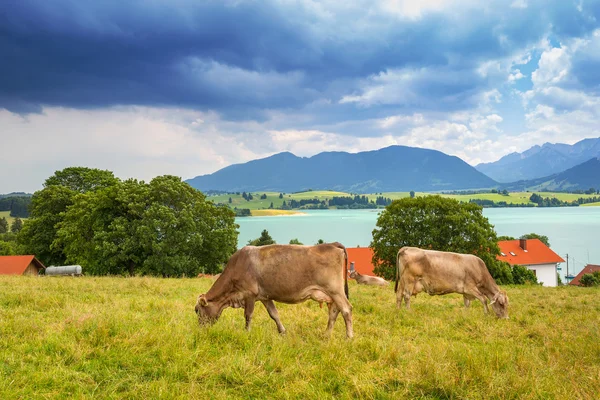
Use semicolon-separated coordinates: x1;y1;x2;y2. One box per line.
395;247;509;318
195;242;354;338
348;270;389;287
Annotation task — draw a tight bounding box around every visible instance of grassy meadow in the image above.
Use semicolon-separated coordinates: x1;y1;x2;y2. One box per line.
207;190;600;212
0;210;25;227
1;276;599;399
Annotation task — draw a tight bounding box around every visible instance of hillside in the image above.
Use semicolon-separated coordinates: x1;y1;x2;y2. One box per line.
502;157;600;191
186;146;497;193
476;137;600;182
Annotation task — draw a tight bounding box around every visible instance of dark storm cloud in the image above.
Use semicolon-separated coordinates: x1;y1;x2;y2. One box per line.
1;0;599;118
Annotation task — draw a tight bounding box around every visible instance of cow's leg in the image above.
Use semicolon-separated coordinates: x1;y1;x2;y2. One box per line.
261;300;286;334
469;290;489;314
396;278;406;309
244;299;256;331
402;277;416;309
463;295;473;308
330;294;353;339
326;303;340;334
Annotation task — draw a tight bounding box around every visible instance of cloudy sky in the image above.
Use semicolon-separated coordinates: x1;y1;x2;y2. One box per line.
2;0;600;193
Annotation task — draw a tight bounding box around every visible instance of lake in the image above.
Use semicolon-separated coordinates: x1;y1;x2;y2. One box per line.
236;207;600;279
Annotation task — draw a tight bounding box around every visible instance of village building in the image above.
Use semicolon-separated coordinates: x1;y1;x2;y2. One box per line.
0;255;46;276
497;239;564;287
346;247;377;276
568;264;600;286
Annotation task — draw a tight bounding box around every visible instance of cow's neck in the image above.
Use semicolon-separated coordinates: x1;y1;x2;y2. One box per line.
480;282;501;300
205;270;241;314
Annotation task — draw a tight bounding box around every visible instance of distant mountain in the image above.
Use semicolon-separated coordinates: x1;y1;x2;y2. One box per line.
0;192;32;198
502;157;600;191
186;146;497;193
476;137;600;183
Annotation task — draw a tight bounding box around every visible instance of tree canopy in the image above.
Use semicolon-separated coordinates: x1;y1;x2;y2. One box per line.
248;229;276;246
55;175;238;276
19;167;117;266
520;233;550;247
370;195;512;283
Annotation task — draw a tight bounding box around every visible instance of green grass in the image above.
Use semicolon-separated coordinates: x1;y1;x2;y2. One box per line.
0;211;25;227
206;191;600;212
1;276;599;399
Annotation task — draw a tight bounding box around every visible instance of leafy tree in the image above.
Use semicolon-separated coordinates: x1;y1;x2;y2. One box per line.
10;217;23;233
260;194;267;200
269;202;274;209
0;217;8;234
371;195;512;283
18;168;118;266
511;265;538;285
579;272;600;287
316;239;325;245
248;229;276;246
0;240;16;256
289;238;303;245
55;175;238;276
228;197;232;204
279;193;283;199
520;233;550;247
44;167;118;193
409;191;415;198
497;235;516;241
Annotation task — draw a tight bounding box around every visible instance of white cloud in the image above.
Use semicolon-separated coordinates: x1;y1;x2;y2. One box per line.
508;69;525;83
510;0;527;9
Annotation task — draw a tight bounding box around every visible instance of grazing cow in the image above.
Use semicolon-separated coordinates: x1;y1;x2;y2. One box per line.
195;242;353;338
395;247;509;318
348;270;389;286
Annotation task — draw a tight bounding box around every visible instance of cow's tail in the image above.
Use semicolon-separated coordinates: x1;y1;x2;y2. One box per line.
343;246;349;300
331;242;349;299
394;249;403;293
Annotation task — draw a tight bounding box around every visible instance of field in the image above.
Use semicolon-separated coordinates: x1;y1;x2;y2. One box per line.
0;211;25;227
207;191;600;212
1;276;599;399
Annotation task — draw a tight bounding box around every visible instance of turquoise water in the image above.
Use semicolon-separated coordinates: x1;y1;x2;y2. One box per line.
236;207;600;279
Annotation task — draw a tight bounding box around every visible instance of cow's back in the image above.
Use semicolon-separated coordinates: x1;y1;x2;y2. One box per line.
239;244;346;301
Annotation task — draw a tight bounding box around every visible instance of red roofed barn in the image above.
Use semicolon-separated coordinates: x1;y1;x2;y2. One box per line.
569;264;600;286
0;255;46;276
497;239;564;287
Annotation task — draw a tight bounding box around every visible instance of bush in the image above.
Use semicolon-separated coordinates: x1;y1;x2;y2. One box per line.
511;265;538;285
579;272;600;287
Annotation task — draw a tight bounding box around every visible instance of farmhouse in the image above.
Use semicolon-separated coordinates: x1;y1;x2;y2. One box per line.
497;239;564;287
568;264;600;286
346;247;376;276
0;255;46;276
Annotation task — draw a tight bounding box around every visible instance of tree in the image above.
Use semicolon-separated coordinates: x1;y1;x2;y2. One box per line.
55;175;238;276
511;265;538;285
409;191;415;198
0;240;17;256
497;235;516;241
269;202;274;209
260;194;267;200
370;196;512;283
279;193;283;199
248;229;276;246
0;217;8;234
579;272;600;287
520;233;550;247
10;217;23;233
289;238;303;245
315;239;325;245
18;167;119;266
228;197;232;204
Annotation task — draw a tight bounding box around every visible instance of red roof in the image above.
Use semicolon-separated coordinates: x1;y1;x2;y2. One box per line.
497;239;564;266
0;255;46;275
569;264;600;286
347;247;376;276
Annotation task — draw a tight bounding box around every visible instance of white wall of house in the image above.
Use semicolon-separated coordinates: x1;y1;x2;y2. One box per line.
525;263;558;287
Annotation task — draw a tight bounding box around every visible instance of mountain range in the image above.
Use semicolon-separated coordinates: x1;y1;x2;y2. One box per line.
186;139;600;193
476;138;600;183
186;146;497;193
501;157;600;192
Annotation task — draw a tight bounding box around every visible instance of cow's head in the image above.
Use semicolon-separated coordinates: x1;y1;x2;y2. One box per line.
489;291;509;319
194;294;220;325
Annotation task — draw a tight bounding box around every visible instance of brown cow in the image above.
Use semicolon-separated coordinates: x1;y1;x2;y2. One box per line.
395;247;509;318
348;270;389;287
195;242;354;338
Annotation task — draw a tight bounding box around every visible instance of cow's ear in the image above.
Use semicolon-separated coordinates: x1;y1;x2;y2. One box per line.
198;294;209;307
